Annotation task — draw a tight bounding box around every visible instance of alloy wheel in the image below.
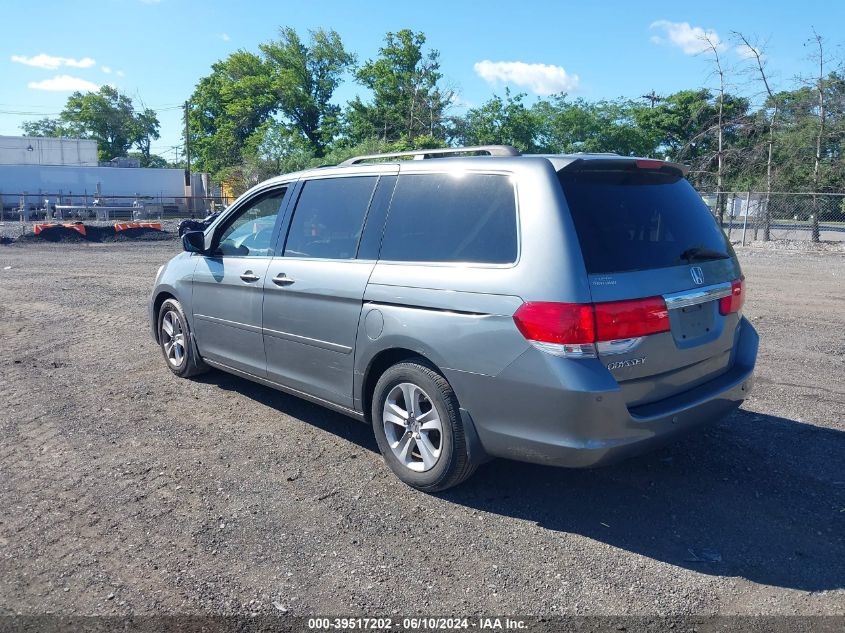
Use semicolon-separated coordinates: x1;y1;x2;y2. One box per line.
161;310;186;368
382;382;443;472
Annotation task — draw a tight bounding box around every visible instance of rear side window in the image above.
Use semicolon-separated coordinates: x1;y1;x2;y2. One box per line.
284;176;377;259
380;173;517;264
558;169;733;274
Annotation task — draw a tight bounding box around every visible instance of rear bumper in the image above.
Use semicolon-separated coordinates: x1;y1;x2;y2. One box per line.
446;316;758;468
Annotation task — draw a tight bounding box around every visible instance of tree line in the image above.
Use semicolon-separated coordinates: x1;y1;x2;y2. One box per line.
22;86;163;166
22;27;845;201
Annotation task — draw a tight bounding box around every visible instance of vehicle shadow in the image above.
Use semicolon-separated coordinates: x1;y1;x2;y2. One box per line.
199;369;380;453
444;409;845;592
199;370;844;592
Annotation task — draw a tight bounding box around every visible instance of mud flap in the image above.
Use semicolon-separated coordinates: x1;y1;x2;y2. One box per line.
459;407;492;465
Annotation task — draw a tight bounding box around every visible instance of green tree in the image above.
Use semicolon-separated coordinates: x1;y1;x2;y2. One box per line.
347;29;452;144
260;27;354;157
634;89;749;189
189;28;353;176
128;152;171;168
188;51;277;175
21;86;161;162
20;117;71;138
132;108;161;166
453;90;539;152
532;96;658;156
62;86;138;160
767;73;845;192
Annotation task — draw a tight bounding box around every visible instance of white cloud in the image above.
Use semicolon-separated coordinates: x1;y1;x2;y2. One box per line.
11;53;96;70
450;93;470;108
116;70;125;77
735;43;763;60
101;65;112;74
28;75;100;92
473;60;579;95
220;33;230;42
650;20;725;55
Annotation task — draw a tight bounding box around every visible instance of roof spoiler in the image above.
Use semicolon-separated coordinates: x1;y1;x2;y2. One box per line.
340;145;520;166
559;157;689;177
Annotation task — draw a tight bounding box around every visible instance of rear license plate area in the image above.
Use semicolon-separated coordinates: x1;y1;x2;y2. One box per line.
673;303;715;342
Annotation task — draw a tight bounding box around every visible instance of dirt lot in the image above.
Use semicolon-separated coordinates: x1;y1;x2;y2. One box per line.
0;240;843;618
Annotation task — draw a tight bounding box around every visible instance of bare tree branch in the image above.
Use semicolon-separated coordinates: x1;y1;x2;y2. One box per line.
734;31;779;240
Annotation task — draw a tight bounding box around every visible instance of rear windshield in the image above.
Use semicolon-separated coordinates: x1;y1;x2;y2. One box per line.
558;169;733;274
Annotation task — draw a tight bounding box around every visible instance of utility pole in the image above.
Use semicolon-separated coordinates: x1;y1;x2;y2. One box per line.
183;101;192;176
641;90;663;108
184;101;192;214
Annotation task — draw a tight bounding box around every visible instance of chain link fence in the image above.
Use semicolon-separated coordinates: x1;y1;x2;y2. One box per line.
0;192;230;223
3;187;843;243
702;192;845;243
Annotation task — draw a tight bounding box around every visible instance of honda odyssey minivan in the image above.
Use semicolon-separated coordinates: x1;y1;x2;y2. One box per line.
150;146;758;491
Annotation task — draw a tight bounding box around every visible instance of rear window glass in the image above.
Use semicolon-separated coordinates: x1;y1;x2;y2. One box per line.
380;173;517;264
558;169;733;274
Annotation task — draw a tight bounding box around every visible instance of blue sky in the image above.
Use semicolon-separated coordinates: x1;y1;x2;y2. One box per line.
2;0;842;162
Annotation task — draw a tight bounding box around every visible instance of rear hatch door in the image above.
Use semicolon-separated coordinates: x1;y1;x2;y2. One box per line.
558;159;743;407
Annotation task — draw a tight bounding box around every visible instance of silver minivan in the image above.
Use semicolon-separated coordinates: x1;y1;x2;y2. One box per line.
150;146;758;491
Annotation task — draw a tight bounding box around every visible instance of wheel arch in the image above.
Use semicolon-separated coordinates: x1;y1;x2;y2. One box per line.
152;289;179;343
362;345;488;487
360;347;444;423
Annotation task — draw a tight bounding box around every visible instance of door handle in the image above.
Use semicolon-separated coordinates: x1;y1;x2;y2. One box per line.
240;270;260;283
272;273;295;286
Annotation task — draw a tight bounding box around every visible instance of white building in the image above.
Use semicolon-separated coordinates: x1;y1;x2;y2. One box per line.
0;135;98;167
0;135;213;214
0;163;188;200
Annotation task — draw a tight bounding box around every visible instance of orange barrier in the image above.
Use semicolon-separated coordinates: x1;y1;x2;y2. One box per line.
114;222;162;232
33;223;87;236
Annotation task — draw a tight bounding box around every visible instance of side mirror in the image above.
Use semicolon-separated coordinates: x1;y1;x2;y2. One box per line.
182;231;207;254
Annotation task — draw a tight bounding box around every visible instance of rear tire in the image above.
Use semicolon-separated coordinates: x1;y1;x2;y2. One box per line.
158;298;208;378
371;359;477;492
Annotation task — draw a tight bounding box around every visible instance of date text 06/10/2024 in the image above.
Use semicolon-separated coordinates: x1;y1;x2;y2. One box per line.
306;617;528;630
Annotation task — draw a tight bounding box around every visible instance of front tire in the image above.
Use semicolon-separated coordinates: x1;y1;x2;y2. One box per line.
371;359;476;492
158;298;208;378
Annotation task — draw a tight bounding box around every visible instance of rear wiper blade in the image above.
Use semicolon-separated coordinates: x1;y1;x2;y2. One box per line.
680;247;730;262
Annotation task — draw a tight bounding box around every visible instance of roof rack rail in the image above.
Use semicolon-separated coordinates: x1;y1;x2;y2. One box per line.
339;145;520;166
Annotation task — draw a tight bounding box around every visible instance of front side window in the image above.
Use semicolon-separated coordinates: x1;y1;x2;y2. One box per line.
215;188;287;257
284;177;378;259
379;173;518;264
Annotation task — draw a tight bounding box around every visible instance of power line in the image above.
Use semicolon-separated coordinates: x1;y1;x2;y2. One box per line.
0;110;65;116
0;104;185;117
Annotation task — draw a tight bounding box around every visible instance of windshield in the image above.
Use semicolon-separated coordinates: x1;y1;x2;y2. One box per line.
558;168;734;274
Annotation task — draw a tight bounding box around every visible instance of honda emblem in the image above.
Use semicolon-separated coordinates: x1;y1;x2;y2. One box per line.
690;266;704;285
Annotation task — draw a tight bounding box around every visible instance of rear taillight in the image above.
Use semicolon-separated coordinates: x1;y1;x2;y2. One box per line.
513;296;670;358
594;296;670;340
719;279;745;315
512;302;595;348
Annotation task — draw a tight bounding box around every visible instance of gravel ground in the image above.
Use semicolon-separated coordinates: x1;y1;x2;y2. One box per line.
0;240;843;618
741;239;845;252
